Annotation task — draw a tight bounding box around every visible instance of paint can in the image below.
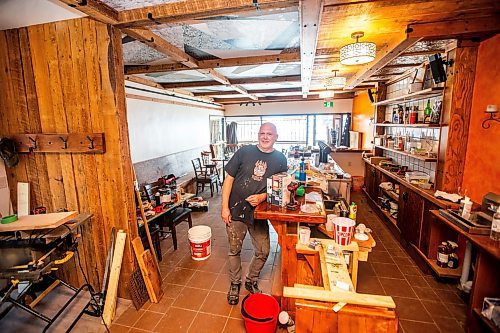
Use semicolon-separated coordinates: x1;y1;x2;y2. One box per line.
188;225;212;261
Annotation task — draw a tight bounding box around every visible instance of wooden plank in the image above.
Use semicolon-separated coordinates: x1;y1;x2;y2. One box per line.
125;75;198;98
345;33;422;89
215;92;354;104
160;75;302;89
125;93;224;111
283;286;396;308
407;16;500;40
0;211;78;232
103;230;127;326
121;28;198;67
30;280;60;308
140;250;164;302
132;237;163;303
117;0;299;28
300;0;324;95
124;52;300;74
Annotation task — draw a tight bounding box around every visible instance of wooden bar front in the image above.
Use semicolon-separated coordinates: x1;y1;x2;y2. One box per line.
254;190;326;313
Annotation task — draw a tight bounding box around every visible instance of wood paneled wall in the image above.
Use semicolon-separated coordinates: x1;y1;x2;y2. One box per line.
0;18;137;297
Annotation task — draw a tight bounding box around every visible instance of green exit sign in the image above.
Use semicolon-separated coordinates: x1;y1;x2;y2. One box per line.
323;101;334;108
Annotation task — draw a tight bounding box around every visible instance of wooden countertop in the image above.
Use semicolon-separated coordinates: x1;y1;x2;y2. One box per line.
430;210;500;261
255;188;326;224
363;158;457;209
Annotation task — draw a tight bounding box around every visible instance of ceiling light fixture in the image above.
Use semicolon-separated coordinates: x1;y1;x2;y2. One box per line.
324;70;346;89
340;31;376;66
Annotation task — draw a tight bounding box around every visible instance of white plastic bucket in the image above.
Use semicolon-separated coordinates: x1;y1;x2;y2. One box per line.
188;226;212;261
333;217;355;246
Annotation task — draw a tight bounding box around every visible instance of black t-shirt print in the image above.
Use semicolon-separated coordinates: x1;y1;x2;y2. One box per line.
225;145;288;223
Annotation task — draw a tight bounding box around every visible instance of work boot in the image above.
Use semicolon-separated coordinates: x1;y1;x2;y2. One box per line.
245;280;262;294
227;282;241;305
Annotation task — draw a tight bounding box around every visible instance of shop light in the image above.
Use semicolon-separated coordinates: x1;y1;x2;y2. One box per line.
340;31;376;66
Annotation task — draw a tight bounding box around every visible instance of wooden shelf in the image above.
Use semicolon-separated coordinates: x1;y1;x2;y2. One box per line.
473;308;500;333
373;145;437;162
362;188;397;226
381;188;399;201
411;244;461;278
374;123;440;128
373;87;444;106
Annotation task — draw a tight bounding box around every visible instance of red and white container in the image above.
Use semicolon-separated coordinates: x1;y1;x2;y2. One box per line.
333;217;355;246
188;225;212;260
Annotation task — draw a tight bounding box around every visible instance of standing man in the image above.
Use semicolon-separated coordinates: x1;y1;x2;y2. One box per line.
221;122;287;305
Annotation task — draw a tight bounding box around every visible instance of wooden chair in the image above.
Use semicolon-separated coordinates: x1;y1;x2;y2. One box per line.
142;178;164;202
192;157;219;197
201;151;221;185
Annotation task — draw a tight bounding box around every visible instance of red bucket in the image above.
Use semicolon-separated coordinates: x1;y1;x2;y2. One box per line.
241;294;279;333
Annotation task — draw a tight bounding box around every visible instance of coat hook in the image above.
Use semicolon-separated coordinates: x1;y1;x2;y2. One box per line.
59;136;68;149
28;136;37;152
86;136;95;150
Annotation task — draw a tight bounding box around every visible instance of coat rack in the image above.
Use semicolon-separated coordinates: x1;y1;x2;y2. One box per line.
11;133;106;154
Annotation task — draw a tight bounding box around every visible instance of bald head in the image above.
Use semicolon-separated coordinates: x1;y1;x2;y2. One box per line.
257;122;278;152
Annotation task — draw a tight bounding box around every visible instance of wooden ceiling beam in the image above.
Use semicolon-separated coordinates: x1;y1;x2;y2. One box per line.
58;0;119;24
300;0;324;96
160;75;302;89
216;92;354;104
407;16;500;40
117;0;299;28
122;28;199;67
400;50;445;57
124;75;219;105
345;32;422;89
124;52;300;75
194;85;373;96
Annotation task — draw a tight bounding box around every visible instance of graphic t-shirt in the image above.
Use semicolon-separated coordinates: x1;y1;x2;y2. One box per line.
225;145;288;223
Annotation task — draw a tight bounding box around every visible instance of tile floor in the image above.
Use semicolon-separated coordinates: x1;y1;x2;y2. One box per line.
71;190;467;333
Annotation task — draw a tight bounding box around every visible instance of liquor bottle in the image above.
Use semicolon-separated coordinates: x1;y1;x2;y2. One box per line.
404;107;410;124
491;206;500;241
424;99;432;124
392;107;398;124
398;105;404;124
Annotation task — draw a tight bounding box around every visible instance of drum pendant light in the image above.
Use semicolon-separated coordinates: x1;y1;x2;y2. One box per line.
340;32;376;66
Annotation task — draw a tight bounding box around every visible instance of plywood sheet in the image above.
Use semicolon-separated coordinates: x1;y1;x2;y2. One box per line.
0;211;78;232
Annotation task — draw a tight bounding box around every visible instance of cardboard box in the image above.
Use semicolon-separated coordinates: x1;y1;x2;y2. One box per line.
267;173;291;207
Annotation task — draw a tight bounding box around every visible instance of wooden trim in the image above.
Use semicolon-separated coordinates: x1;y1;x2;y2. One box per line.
124;52;300;75
441;44;479;192
345;32;422;89
300;0;324;95
216;92;354;104
125;93;225;111
116;0;299;28
125;75;197;97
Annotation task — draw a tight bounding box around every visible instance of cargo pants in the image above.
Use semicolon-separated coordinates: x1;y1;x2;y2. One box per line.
226;218;270;284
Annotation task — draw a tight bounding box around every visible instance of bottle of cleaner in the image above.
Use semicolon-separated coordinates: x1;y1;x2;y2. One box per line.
299;157;306;182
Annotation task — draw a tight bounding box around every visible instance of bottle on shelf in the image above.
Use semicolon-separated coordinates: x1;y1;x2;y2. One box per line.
298;157;306;183
424;99;432;124
392;107;398;124
398;105;404;124
437;241;451;268
404;107;410;124
490;206;500;241
410;106;418;124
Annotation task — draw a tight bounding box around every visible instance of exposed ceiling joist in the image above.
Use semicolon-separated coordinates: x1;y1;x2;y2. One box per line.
124;52;300;75
400;50;445;57
124;75;220;105
232;85;258;101
122;28;199;67
195;68;258;100
59;0;118;24
407;16;500;40
160;75;302;89
193;85;373;96
345;32;422;89
117;0;299;28
300;0;324;96
216;92;354;104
